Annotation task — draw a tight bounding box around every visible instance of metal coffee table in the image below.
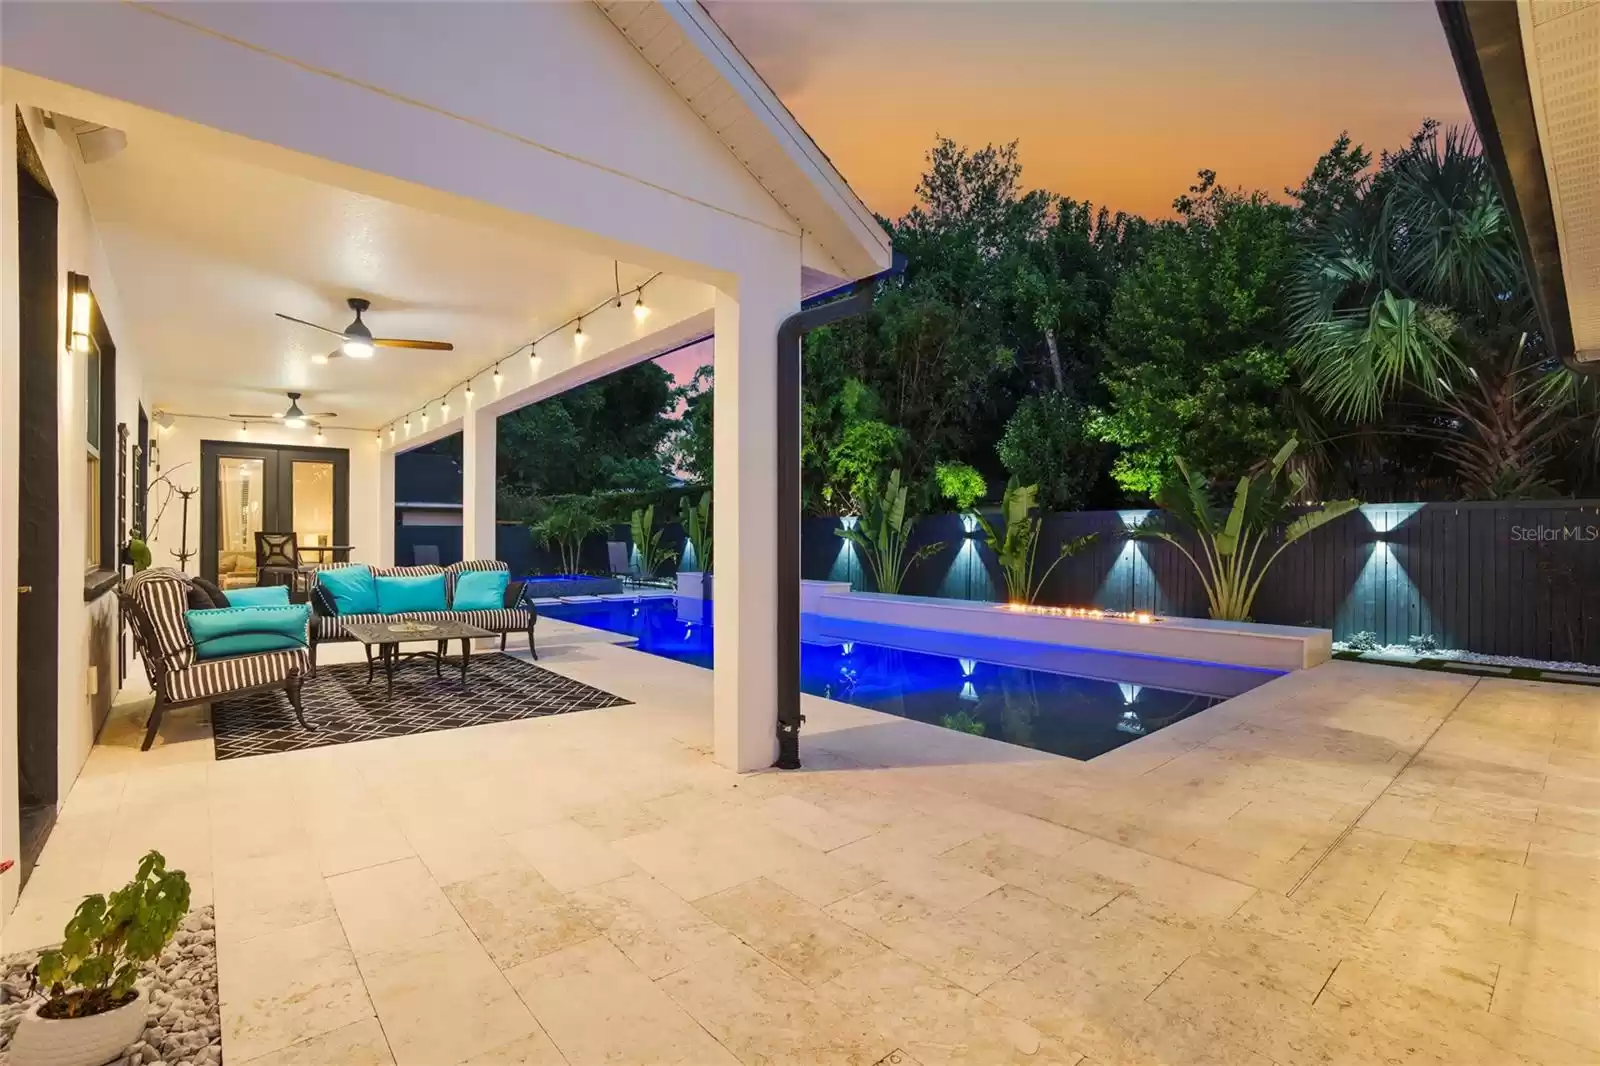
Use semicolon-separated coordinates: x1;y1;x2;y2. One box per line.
341;619;497;698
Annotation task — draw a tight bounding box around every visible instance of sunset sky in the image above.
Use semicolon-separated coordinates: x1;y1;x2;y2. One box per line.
658;0;1470;384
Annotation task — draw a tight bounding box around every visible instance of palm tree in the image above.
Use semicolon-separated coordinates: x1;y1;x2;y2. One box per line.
1289;122;1596;498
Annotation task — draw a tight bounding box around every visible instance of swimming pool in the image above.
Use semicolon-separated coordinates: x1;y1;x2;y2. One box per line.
539;595;1279;760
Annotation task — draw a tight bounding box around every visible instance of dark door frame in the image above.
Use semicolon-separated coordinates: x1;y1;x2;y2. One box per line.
199;440;350;585
16;113;60;883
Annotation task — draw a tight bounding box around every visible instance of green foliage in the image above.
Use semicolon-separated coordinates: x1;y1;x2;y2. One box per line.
834;469;943;595
934;462;986;511
668;365;714;486
940;711;986;736
35;851;189;1019
123;529;152;573
1093;171;1298;496
678;491;712;574
1288;121;1598;498
1345;631;1382;652
530;496;607;574
489;360;686;499
971;479;1096;605
1132;439;1360;621
997;393;1100;510
629;505;677;579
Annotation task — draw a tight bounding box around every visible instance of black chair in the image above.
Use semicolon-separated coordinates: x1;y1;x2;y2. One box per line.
255;531;301;589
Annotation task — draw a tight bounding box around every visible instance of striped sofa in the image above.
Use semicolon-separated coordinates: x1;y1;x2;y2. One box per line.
308;559;537;674
120;568;312;751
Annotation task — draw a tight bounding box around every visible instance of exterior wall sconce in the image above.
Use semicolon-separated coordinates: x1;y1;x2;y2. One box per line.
68;271;93;353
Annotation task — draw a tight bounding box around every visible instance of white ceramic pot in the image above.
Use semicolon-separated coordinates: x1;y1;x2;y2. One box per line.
8;988;148;1066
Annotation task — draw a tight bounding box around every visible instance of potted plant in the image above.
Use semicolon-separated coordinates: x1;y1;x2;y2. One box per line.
10;851;190;1066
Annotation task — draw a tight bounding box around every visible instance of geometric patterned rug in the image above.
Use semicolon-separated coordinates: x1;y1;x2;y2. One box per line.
210;653;632;760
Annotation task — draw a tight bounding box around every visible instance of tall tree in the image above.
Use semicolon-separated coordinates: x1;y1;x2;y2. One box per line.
1091;172;1298;497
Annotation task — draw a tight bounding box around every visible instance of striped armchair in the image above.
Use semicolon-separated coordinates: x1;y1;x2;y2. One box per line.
120;568;312;751
307;560;537;675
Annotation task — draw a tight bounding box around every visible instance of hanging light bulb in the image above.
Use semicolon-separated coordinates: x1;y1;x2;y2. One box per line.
404;417;412;436
238;422;249;439
389;425;397;443
573;318;588;351
421;410;430;430
441;397;451;419
634;290;650;322
464;382;474;404
316;428;326;444
528;346;542;373
493;364;503;390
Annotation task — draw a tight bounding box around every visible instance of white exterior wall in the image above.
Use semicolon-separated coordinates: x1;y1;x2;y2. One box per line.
0;106;146;921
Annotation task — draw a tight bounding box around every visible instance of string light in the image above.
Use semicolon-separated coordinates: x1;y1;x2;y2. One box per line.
381;271;661;431
237;422;249;439
441;397;451;419
389;425;396;443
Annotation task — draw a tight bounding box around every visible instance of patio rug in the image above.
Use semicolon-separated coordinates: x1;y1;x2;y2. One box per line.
210;653;631;759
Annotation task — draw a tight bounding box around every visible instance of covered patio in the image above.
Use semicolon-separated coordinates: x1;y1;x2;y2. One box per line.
7;626;1599;1064
2;0;894;919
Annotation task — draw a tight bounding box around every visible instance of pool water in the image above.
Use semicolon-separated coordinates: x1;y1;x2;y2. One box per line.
539;596;1279;760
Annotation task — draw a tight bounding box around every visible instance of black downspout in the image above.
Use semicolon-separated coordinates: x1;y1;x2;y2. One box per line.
774;257;902;769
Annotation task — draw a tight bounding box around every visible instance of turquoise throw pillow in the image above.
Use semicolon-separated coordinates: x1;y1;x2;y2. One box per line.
186;604;309;660
226;586;291;608
318;565;378;615
376;573;448;615
452;569;509;612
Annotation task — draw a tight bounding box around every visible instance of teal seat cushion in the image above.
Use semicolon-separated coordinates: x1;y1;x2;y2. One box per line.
318;565;378;615
452;569;509;612
186;604;310;660
226;586;292;608
377;573;448;615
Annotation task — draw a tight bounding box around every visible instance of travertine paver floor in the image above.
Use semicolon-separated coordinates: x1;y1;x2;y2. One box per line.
6;619;1599;1065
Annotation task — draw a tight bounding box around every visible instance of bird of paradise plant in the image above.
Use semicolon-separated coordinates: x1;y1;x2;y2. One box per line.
835;469;942;595
1132;438;1359;621
970;479;1096;605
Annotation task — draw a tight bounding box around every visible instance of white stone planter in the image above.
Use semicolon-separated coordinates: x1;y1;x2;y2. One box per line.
676;571;712;599
8;988;148;1066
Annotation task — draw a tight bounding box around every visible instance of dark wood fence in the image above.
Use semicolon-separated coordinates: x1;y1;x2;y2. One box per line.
802;502;1600;665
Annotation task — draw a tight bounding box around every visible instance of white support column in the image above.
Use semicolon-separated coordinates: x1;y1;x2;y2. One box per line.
376;448;395;566
712;257;800;772
462;405;497;560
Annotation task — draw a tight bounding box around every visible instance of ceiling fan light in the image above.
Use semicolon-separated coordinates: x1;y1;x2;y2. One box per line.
342;338;374;359
284;416;306;430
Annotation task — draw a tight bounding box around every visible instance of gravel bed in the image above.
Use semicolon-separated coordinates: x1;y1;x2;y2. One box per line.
1333;642;1600;676
0;907;221;1065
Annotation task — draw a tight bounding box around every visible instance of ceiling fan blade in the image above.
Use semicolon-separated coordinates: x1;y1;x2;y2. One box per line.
310;412;338;418
226;413;274;420
374;338;455;351
275;312;346;338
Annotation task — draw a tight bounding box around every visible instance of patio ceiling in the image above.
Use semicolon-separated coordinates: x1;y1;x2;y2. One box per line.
68;112;673;427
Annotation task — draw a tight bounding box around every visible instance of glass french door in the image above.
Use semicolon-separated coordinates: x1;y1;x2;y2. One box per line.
200;442;349;588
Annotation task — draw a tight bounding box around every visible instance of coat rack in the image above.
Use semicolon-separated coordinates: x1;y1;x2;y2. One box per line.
170;487;198;571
